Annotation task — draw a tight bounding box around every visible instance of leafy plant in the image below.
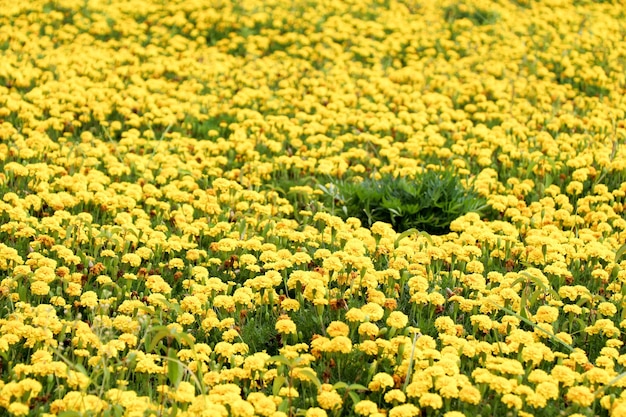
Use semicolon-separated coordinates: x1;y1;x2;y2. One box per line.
443;3;500;26
322;169;488;234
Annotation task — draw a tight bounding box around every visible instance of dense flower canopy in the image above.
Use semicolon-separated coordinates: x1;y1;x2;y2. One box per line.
1;0;626;416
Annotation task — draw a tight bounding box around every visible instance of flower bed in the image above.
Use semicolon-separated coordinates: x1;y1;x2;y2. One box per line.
1;0;626;416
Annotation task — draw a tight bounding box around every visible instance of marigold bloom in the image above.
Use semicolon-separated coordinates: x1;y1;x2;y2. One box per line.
30;281;50;296
326;321;350;337
275;317;297;335
565;386;595;407
386;311;408;329
354;400;379;416
306;407;328;417
368;372;394;391
317;385;342;410
384;389;406;404
388;403;420;417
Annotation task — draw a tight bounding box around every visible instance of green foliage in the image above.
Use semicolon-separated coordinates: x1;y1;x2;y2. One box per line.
241;316;281;355
443;3;500;26
323;169;488;235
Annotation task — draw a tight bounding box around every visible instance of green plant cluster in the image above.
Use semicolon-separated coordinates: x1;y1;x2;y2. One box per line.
322;170;489;234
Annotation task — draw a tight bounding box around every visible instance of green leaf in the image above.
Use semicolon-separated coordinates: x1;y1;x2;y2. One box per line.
332;381;348;390
488;301;575;355
348;391;361;406
273;376;287;396
167;348;184;388
277;399;290;413
176;332;195;347
147;328;171;354
519;288;530;321
615;243;626;263
269;355;293;367
348;383;369;391
58;412;82;417
297;368;321;389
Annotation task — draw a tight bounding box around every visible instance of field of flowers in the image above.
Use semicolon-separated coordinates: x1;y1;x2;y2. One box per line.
1;0;626;416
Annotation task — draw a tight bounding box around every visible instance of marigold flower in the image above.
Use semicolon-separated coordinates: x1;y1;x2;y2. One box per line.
386;311;408;329
30;281;50;296
317;385;342;410
354;399;379;416
534;306;558;323
326;321;350;337
306;407;328;417
566;386;595;407
368;372;394;391
458;385;481;405
388;403;420;417
384;389;406;404
359;322;379;339
275;317;297;335
328;336;352;354
121;253;142;267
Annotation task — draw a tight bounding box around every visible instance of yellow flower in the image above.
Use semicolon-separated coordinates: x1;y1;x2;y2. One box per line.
306;407;328;417
419;393;443;409
328;336;352;354
386;311;408;329
171;381;195;403
354;399;379;416
30;280;50;296
388;404;420;417
434;316;456;335
65;282;82;297
359;340;379;355
317;384;342;410
326;321;349;337
278;387;299;398
346;308;365;323
368;372;394;391
458;385;481;405
359;322;379;339
230;398;255;417
8;402;29;416
145;275;172;294
566;386;595;407
361;303;384;321
383;389;406;404
534;306;558;323
247;392;276;416
33;266;56;283
121;253;142;267
566;181;584;195
280;298;300;312
597;302;617;317
551;365;580;386
275;317;297;335
80;291;98;308
536;382;559;400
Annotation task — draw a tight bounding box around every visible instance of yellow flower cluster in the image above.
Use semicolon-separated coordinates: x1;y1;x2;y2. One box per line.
1;0;626;416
